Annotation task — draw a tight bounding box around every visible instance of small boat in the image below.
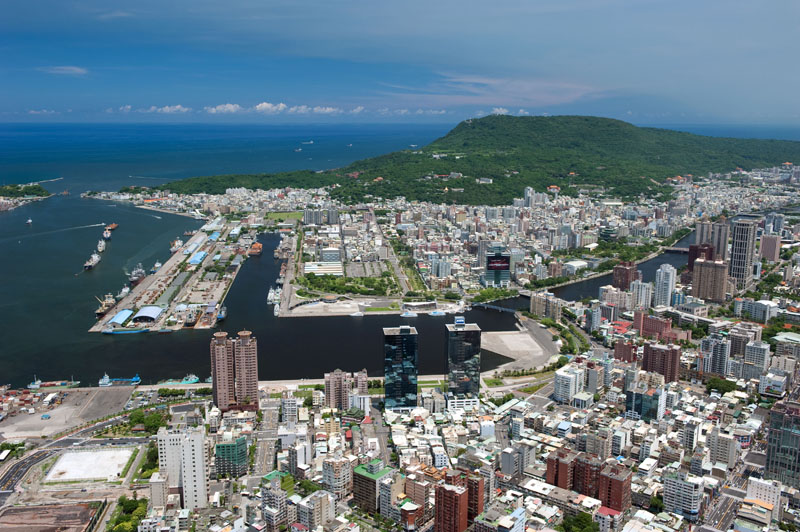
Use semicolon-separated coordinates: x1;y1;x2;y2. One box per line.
28;376;41;390
170;239;184;253
183;230;196;237
102;229;112;240
26;218;32;225
350;311;365;317
248;242;263;256
129;263;146;285
429;310;446;316
115;285;130;300
294;148;302;152
97;239;106;253
150;261;162;274
347;143;353;147
158;329;173;334
274;305;280;317
106;223;118;231
267;287;276;303
84;253;101;270
400;311;418;318
217;306;227;321
301;140;314;145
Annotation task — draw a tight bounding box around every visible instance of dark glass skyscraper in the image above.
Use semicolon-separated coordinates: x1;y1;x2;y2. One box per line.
383;326;419;409
766;400;800;488
446;317;481;397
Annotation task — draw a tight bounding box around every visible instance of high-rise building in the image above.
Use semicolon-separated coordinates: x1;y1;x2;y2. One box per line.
353;459;394;513
215;432;248;478
322;452;352;501
262;476;288;532
483;245;511;288
529;291;568;321
629;280;654;309
707;426;740;470
157;428;184;489
554;366;585;404
573;453;602;498
324;369;353;410
687;243;715;272
446;317;481;397
210;331;259;410
625;380;666;422
211;332;235;410
765;212;785;235
612;261;640;290
692;258;728;303
435;484;469;532
711;218;730;261
149;472;168;508
700;334;730;377
743;341;771;381
746;478;782;522
695;219;712;247
663;467;703;522
653;264;677;307
729;219;757;289
641;343;680;383
233;330;259;406
760;234;782;263
598;464;632;512
297;490;335;530
383;326;419;409
545;448;579;490
180;428;209;510
766;400;800;488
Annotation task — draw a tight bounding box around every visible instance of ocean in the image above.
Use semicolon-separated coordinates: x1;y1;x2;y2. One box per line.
1;122;799;389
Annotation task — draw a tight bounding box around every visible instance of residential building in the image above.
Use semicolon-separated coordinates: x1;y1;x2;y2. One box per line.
181;428;209;510
322;451;352;500
692;259;728;303
599;464;632;512
297;490;335;530
353;459;394;513
383;326;419;409
662;467;703;522
530;291;567;322
215;432;248;478
613;261;640;290
435;483;469;532
729;219;757;289
641;343;680;383
653;264;677;307
210;330;259;411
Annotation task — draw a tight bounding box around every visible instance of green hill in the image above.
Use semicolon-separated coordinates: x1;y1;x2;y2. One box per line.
160;115;800;204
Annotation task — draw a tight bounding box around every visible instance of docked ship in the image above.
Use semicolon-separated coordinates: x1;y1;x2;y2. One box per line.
183;230;196;237
217;306;227;321
158;374;200;385
98;373;141;387
97;239;106;253
247;242;263;256
106;223;118;231
102;229;112;240
170;239;184;253
274;304;280;317
128;263;146;285
84;252;101;270
150;261;162;274
115;285;130;300
95;293;115;317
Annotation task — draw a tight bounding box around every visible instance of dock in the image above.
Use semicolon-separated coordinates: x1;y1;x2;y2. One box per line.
89;219;258;334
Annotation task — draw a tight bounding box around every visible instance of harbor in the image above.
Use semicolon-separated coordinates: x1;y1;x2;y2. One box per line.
88;217;264;334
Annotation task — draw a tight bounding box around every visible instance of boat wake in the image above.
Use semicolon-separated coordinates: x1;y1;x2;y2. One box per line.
129;175;173;180
0;222;106;244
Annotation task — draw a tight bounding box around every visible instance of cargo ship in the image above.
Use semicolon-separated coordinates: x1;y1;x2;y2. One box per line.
102;229;112;240
95;293;115;317
158;374;200;385
97;239;106;253
84;253;101;270
128;263;146;285
28;376;80;390
98;373;142;387
106;223;118;231
247;242;263;256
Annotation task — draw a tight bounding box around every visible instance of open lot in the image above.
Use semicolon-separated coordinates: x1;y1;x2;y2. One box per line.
0;503;98;532
482;329;555;372
45;447;134;481
0;387;132;439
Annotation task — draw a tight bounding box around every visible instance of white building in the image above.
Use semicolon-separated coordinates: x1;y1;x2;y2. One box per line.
554;366;585;404
157;428;185;488
746;478;782;522
663;466;703;522
630;280;654;310
654;264;677;307
742;341;771;381
181;429;209;510
707;426;740;470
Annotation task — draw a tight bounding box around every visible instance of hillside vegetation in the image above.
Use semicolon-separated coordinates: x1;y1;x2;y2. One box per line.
160;115;800;204
0;183;50;198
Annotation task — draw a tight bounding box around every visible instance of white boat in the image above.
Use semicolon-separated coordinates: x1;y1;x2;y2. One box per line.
115;285;130;300
98;373;111;387
84;252;101;270
429;310;446;316
97;239;106;253
350;311;365;317
102;229;112;240
170;239;184;253
273;305;280;317
150;261;162;274
26;218;32;225
400;311;418;318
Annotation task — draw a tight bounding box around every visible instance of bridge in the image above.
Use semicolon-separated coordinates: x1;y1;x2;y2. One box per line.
471;302;518;313
663;247;689;253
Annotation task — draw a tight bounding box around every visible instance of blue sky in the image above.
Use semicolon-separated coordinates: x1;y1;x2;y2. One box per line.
2;0;799;124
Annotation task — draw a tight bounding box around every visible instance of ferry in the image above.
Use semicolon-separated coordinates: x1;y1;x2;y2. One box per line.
84;253;101;270
170;239;184;253
98;373;142;386
248;242;263;256
150;261;162;274
217;306;227;321
129;263;146;285
102;229;112;240
97;239;106;253
115;285;130;300
106;223;118;231
95;293;115;317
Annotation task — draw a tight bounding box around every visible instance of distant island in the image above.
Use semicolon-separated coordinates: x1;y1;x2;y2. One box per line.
0;183;50;198
160;115;800;204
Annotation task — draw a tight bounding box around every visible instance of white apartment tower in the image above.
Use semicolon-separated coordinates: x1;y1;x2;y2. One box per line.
654;264;677;307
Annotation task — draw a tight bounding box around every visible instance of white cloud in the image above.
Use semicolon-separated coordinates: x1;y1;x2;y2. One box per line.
142;105;192;114
97;10;133;20
394;109;409;115
254;102;287;114
491;107;510;115
415;108;447;115
312;106;341;114
119;105;132;113
288;105;311;114
38;66;88;76
28;109;58;115
377;107;391;115
517;108;530;115
350;106;365;114
205;103;244;114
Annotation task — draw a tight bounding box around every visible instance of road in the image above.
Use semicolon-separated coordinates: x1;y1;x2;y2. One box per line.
0;449;56;505
364;405;392;465
373;208;410;294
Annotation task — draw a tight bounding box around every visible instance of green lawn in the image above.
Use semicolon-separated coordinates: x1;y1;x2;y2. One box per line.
266;211;302;220
484;378;504;387
519;382;548;394
368;388;385;395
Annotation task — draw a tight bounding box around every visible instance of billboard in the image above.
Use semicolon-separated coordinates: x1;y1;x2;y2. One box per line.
487;256;510;271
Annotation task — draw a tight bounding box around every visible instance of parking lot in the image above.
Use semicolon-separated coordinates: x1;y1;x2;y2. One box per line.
0;387;132;439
